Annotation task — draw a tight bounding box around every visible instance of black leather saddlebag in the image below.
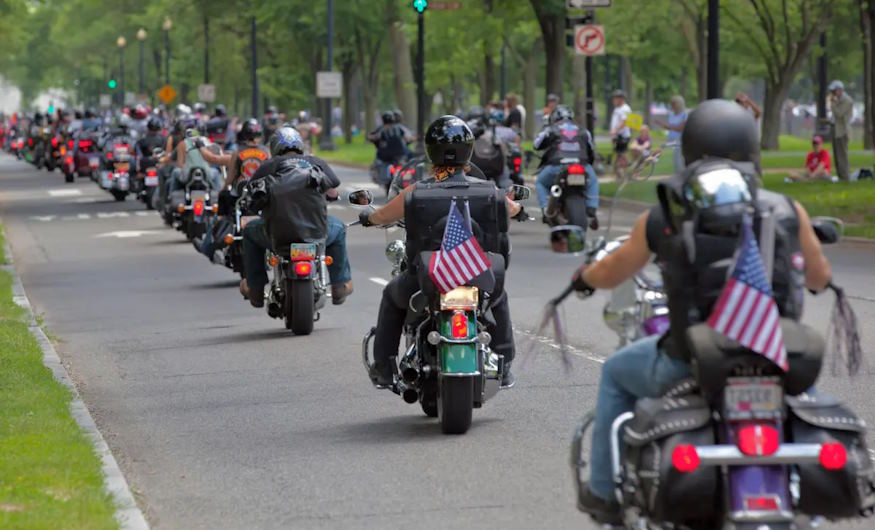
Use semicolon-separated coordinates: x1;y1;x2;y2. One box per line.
622;383;719;523
787;395;875;518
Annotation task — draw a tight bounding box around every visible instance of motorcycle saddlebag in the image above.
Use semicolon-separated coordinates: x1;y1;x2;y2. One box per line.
262;161;328;251
787;395;875;518
622;384;719;523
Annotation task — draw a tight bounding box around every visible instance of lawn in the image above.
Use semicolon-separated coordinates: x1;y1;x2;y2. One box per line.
0;228;118;529
599;174;875;239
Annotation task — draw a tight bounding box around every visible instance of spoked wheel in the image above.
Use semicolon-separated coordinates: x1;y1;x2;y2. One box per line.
438;375;473;434
285;278;314;335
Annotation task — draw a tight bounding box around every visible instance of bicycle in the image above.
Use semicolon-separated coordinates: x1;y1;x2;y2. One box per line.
625;140;678;183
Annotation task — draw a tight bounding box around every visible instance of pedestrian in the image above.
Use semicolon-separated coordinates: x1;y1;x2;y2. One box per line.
786;135;832;182
654;95;687;174
826;80;853;181
608;89;632;179
504;94;523;133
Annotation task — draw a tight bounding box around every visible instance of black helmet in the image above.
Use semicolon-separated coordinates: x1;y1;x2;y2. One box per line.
381;111;395;125
74;110;83;119
392;109;404;123
238;118;261;142
215;104;226;117
424;115;474;167
268;126;303;156
549;105;574;125
147;117;162;131
681;99;759;165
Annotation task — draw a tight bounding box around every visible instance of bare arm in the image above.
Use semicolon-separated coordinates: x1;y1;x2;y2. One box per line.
581;212;653;289
794;201;831;291
200;147;232;167
369;186;411;225
175;140;186;168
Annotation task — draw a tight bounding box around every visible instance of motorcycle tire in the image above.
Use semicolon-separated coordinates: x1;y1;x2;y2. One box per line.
46;162;55;172
420;381;438;418
438;376;473;434
285;278;314;336
64;173;74;183
564;194;589;232
111;190;127;202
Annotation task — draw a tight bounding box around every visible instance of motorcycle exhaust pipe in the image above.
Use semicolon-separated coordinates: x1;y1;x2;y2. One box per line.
399;382;419;404
401;366;419;385
550;184;562;198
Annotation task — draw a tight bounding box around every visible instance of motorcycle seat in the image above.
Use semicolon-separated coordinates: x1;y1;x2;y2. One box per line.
414;251;504;301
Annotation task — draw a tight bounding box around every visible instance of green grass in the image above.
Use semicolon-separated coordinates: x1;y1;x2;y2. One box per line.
0;229;118;529
600;174;875;239
313;134;379;166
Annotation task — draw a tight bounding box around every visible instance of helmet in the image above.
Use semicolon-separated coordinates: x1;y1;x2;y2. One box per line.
214;104;226;117
549;105;574;125
381;111;395;125
546;93;559;103
266;105;278;115
133;104;148;120
268;126;304;156
237;118;262;142
681;99;759;165
424;115;474;167
85;108;96;119
147;117;162;131
298;110;310;122
193;102;206;114
611;89;626;99
392;109;404;123
175;103;191;117
489;108;505;123
74;110;83;120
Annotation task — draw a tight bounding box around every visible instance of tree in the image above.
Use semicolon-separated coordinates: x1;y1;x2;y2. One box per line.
858;0;875;149
724;0;834;149
385;0;417;128
677;0;708;103
530;0;565;101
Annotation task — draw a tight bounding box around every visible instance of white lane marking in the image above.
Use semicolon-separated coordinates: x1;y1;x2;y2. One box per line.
95;230;161;239
30;215;57;222
369;277;389;286
97;212;130;219
134;211;157;217
28;210;158;223
514;326;606;364
74;198;98;203
48;189;82;197
77;213;91;220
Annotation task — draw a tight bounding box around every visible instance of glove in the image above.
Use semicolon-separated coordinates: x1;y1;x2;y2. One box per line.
589;215;599;231
571;266;596;297
359;207;376;227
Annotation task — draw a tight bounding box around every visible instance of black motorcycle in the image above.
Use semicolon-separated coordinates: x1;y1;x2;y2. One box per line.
544;157;591;230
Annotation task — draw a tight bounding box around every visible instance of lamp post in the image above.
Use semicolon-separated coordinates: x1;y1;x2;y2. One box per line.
117;36;127;106
318;0;336;151
136;28;146;96
163;16;172;85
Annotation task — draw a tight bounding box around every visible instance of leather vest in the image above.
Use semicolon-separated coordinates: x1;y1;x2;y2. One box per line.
234;145;270;181
647;189;805;361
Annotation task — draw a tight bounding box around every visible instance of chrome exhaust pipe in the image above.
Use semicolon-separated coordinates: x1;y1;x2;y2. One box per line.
550;184;562;198
401;366;419;385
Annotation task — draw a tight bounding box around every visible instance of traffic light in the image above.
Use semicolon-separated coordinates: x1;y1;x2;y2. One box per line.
413;0;427;13
108;79;117;89
47;104;55;115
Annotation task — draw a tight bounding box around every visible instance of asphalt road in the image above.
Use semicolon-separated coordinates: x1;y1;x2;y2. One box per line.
2;154;875;530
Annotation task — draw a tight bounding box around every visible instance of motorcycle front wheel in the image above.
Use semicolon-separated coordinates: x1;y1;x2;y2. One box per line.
438;375;473;434
285;278;314;335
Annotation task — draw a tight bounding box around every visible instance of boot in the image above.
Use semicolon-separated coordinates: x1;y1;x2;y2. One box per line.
369;357;396;387
501;361;515;388
331;280;354;305
577;482;621;525
240;279;264;308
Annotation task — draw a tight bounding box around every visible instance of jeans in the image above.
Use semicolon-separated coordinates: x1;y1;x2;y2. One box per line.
536;163;600;210
672;143;685;175
588;336;691;500
167;167;222;195
242;216;351;293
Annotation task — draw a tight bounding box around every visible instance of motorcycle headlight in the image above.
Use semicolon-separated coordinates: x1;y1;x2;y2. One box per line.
385;240;406;265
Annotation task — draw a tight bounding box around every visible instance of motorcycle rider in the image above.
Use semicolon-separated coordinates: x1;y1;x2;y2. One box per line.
467;106;519;189
367;111;413;188
205;104;231;148
135;117;165;173
262;105;280;140
571;99;833;524
533;105;599;228
239;126;354;307
358;115;522;388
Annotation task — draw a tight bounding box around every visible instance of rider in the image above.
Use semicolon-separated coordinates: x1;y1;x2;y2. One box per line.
571;99;833;524
367;111;413;187
239;127;353;306
135;117;166;173
467;106;518;189
533;105;599;228
358;115;522;388
205;104;231;148
262;105;280;140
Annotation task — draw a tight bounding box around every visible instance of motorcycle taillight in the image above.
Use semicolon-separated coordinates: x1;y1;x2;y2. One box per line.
79;139;92;149
736;424;780;456
67;139;74;150
27;138;33;147
193;200;205;216
51;137;59;148
513;156;522;171
567;163;585;175
451;311;468;339
294;261;312;276
146;168;157;177
744;496;781;511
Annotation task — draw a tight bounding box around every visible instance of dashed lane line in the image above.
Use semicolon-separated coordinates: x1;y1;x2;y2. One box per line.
48;188;83;197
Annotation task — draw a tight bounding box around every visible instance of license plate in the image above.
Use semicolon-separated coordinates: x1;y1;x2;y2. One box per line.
89;159;100;168
724;377;782;420
145;176;159;186
290;243;317;261
567;173;587;186
116;162;129;172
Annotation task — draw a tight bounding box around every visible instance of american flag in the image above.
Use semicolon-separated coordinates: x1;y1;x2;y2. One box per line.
706;218;788;371
428;203;492;294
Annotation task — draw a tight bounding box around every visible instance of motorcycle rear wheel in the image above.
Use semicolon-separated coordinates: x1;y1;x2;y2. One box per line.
111;190;127;202
64;173;74;183
285;279;314;335
564;194;588;232
438;376;473;434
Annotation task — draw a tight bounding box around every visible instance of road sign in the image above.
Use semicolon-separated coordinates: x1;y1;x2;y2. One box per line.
124;92;136;105
99;95;112;107
567;0;612;8
430;1;461;8
157;84;177;105
197;83;216;102
574;25;606;56
316;71;343;99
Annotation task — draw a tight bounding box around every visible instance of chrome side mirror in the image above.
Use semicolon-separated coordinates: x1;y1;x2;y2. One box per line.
550;225;587;254
507;184;530;202
348;189;374;206
811;216;843;244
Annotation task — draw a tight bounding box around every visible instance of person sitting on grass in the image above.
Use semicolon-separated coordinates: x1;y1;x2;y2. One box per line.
787;135;832;182
628;125;653;173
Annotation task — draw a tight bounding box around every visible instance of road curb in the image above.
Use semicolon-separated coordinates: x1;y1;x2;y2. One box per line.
1;233;150;530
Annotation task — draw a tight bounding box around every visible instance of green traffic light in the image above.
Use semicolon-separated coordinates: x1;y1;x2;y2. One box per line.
108;79;117;89
48;105;55;114
413;0;427;13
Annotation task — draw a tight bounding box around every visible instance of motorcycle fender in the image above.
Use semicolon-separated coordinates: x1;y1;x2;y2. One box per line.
439;311;478;375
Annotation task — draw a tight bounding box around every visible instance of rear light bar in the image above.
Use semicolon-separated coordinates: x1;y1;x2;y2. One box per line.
450;310;468;339
146;168;157;177
670;443;846;470
79;139;93;149
744;496;781;511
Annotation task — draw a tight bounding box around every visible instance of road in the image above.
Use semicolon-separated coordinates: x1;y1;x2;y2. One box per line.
1;154;874;529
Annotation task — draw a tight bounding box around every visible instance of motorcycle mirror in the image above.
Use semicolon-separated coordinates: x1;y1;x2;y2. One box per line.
549;225;587;254
811;216;843;244
507;184;530;202
348;189;374;206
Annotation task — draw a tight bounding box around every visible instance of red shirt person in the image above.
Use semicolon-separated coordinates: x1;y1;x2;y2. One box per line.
788;135;832;182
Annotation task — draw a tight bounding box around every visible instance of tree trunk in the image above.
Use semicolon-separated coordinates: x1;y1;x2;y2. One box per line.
572;54;586;129
644;80;653;126
342;66;358;144
869;4;875;150
386;0;417;126
762;81;791;150
483;53;496;105
860;0;874;149
531;1;565;100
523;41;540;140
621;56;634;104
679;65;688;101
696;15;707;103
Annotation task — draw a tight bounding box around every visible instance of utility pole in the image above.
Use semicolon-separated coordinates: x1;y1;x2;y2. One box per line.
137;29;146;95
163;17;172;85
416;10;425;153
319;0;337;150
585;10;594;135
707;0;720;99
250;15;258;117
816;31;828;135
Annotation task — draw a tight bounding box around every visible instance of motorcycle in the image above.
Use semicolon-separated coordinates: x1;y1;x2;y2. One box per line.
98;138;134;201
72;131;102;179
165;141;221;239
135;148;163;209
370;155;409;197
550;216;875;529
543;157;592;230
350;184;531;434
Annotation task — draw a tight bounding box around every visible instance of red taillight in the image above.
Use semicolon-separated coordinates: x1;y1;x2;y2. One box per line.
146;168;157;177
51;137;59;148
744;496;780;511
294;261;312;276
513;156;522;172
736;424;780;456
27;138;33;147
115;143;129;151
567;163;585;175
193;200;204;216
67;139;74;150
79;139;92;149
819;442;847;470
450;310;468;339
671;444;700;472
65;156;73;164
106;152;113;160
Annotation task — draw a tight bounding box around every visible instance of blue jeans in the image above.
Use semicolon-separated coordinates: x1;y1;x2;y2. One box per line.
167;167;222;195
242;216;351;292
536;163;600;210
588;335;691;500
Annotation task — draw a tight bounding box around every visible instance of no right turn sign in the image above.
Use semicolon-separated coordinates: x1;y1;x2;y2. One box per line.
574;25;606;56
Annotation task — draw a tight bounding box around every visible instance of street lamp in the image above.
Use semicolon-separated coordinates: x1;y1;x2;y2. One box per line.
137;28;147;96
117;36;127;106
163;16;172;86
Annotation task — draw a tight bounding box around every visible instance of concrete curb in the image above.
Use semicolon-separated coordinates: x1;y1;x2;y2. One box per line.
1;233;150;530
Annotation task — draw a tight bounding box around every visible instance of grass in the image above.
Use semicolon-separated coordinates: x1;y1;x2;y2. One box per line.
600;174;875;239
0;227;118;529
313;134;379;166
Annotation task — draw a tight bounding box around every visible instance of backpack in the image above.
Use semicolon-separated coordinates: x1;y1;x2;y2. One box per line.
471;132;506;179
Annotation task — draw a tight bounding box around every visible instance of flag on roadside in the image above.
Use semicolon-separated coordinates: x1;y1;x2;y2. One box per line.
428;203;491;293
706;218;788;371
